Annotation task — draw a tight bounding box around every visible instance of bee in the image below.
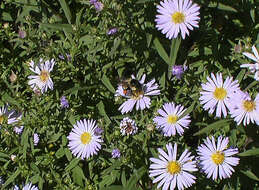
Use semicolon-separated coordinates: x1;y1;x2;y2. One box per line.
120;77;144;98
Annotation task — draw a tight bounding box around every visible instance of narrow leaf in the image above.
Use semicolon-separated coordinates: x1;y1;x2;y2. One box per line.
241;170;259;181
101;74;115;93
238;148;259;157
154;38;170;65
194;119;232;136
58;0;72;24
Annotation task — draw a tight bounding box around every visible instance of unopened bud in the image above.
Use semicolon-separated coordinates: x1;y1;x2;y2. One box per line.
10;71;17;83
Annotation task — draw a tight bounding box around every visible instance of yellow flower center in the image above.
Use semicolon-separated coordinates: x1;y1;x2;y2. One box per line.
0;115;6;124
211;151;225;165
243;100;256;112
167;161;181;175
172;12;185;24
40;70;50;83
167;115;178;124
80;132;92;145
213;87;227;100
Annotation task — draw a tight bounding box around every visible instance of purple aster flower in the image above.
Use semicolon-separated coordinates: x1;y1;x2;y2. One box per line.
115;74;160;114
89;0;97;4
33;133;39;146
111;148;121;158
120;117;138;135
107;28;118;35
59;53;72;62
60;96;69;108
18;30;26;39
94;1;103;12
172;65;187;79
155;0;200;39
94;127;104;135
14;126;24;134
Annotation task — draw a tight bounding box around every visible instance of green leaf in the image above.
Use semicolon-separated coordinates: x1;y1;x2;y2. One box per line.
238;148;259;157
65;158;79;172
2;169;21;188
235;69;246;83
153;38;170;65
97;101;111;125
101;160;122;175
72;166;86;186
194;119;232;136
2;12;13;21
39;23;73;32
21;128;30;159
2;93;20;107
241;170;259;181
208;2;237;12
58;0;72;24
127;166;146;190
121;170;127;187
48;133;62;143
169;37;181;66
101;74;115;93
179;101;196;119
55;147;65;158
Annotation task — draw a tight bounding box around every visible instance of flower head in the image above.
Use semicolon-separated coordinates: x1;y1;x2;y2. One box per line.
116;74;160;114
94;127;104;135
28;59;55;93
149;143;197;190
241;45;259;81
67;119;103;159
197;136;239;180
229;91;259;125
14;183;39;190
0;105;21;126
93;1;103;12
153;102;191;136
172;65;187;79
33;133;39;146
199;73;240;118
120;117;138;136
111;148;121;158
107;28;118;35
60;96;69;108
155;0;200;39
18;30;26;39
14;126;24;135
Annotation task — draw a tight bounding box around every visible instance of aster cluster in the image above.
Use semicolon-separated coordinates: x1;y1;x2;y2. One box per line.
149;136;239;190
199;72;259;126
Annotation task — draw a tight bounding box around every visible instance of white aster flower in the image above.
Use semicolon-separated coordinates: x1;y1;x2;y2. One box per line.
155;0;200;39
0;105;21;126
149;143;197;190
199;73;240;118
229;91;259;126
241;45;259;81
28;58;55;93
153;102;191;136
67;119;103;159
115;74;160;114
197;136;239;180
22;183;39;190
